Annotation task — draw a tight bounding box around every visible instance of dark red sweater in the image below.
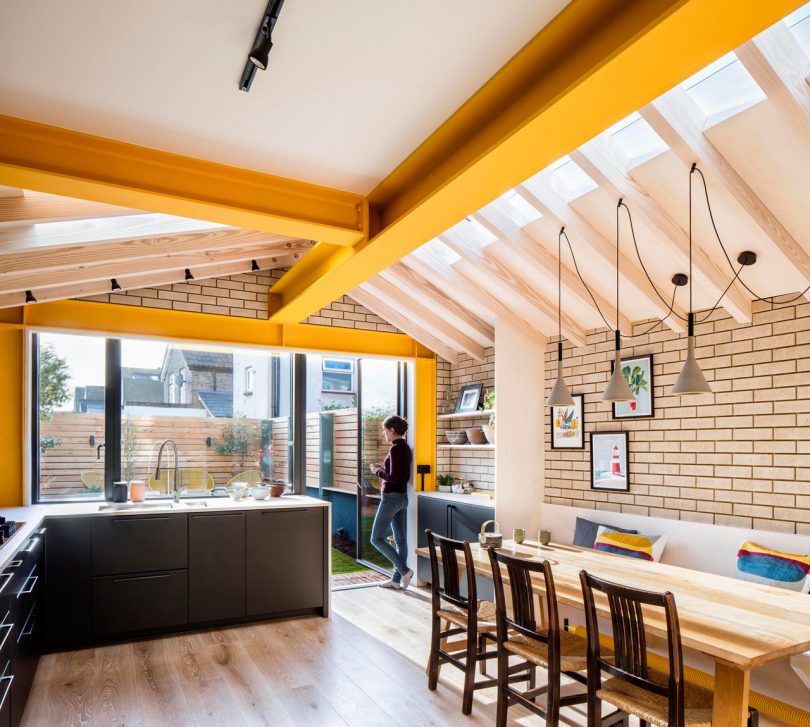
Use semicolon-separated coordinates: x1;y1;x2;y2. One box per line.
375;439;412;493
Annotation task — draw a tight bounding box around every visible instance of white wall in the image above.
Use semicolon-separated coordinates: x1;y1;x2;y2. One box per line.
494;321;546;536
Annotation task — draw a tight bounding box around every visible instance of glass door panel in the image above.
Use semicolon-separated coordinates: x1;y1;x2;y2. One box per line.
357;358;403;569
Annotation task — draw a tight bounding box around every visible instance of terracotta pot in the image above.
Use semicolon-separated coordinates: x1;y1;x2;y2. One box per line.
268;483;287;497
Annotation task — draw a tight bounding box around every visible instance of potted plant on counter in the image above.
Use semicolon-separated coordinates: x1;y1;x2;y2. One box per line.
436;473;455;493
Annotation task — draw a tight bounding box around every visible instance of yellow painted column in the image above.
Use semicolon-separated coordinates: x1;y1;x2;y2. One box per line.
413;356;436;491
0;309;25;506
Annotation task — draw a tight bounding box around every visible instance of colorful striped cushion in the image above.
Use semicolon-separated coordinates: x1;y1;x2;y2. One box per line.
593;527;667;562
736;541;810;592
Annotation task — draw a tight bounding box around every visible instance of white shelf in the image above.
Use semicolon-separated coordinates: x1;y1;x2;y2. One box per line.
437;410;494;421
438;444;495;451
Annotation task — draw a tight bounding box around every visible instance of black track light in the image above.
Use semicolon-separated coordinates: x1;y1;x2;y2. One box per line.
184;269;194;281
111;278;121;291
24;290;36;304
249;34;273;71
251;259;260;272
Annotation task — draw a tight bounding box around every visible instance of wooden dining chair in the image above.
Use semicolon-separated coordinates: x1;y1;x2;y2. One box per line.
579;569;715;727
489;548;627;727
425;529;501;715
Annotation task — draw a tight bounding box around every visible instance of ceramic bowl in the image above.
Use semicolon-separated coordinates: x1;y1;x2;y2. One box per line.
465;427;488;445
445;430;468;445
251;485;270;500
268;482;287;497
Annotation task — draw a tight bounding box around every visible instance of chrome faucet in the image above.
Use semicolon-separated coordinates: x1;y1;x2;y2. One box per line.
155;439;182;502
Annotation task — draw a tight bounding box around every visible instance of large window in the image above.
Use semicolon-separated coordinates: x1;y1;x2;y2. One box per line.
33;332;294;502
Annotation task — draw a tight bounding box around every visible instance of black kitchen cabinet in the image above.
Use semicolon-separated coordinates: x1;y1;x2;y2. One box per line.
92;513;187;576
92;570;188;637
189;511;245;624
44;517;91;649
416;496;495;600
246;508;325;616
0;659;11;727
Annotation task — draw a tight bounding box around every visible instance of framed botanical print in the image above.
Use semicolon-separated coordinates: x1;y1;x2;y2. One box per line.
455;383;483;413
590;431;629;491
551;394;584;449
611;354;654;419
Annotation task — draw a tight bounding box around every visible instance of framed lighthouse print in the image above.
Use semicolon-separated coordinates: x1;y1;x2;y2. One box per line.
590;431;629;491
551;394;584;449
611;354;654;419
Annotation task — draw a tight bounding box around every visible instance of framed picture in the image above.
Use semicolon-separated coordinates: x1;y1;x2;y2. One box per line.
551;394;584;449
590;431;629;491
455;383;483;413
611;354;654;419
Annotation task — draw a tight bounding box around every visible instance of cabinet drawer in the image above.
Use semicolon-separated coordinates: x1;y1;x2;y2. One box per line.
92;514;187;575
92;570;188;636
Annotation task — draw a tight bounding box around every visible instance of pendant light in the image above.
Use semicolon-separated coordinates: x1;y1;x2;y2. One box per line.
545;229;574;407
601;201;634;403
672;164;712;395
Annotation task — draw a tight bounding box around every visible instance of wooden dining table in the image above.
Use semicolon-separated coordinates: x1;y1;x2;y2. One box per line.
415;538;810;726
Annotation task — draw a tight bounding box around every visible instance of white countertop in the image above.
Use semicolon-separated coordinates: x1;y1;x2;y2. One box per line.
0;495;329;570
417;490;495;506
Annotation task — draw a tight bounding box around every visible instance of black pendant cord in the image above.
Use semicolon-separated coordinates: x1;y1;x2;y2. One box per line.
694;165;810;306
557;229;562;344
615;201;620;339
560;229;615;331
618;200;689;321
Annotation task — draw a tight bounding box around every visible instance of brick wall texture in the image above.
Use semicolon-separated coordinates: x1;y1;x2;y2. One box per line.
544;298;810;536
82;268;399;333
437;348;495;491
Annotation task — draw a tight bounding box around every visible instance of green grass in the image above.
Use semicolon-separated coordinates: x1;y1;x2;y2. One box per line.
331;548;369;575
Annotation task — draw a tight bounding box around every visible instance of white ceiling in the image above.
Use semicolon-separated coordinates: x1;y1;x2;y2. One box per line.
0;0;569;194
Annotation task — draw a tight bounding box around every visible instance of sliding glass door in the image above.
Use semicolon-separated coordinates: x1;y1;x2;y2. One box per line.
356;358;406;570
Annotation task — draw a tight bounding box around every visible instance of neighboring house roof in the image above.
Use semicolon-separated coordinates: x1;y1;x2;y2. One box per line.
122;367;163;404
160;346;233;382
197;390;233;418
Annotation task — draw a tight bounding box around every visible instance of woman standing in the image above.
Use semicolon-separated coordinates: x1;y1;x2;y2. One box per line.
369;415;414;590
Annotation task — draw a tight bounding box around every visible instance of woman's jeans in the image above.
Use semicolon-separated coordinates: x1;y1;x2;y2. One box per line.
370;492;409;582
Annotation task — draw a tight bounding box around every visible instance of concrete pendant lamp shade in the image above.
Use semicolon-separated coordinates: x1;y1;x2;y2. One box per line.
672;333;712;395
602;344;634;403
546;354;574;407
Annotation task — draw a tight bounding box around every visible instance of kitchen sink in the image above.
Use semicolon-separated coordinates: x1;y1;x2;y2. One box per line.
98;500;209;511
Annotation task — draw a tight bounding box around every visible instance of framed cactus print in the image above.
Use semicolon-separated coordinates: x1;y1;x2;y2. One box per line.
611;354;654;419
551;394;584;449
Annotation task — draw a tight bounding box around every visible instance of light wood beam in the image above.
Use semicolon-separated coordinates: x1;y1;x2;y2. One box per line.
440;227;587;347
0;240;307;295
381;264;495;348
0;187;23;199
0;253;297;310
0;190;144;226
361;277;485;361
0;228;312;278
572;141;752;322
475;202;633;332
349;287;459;364
400;252;548;348
643;90;810;298
516;180;687;332
737;23;810;140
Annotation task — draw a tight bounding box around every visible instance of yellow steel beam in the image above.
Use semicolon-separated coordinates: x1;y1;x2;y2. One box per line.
21;300;433;360
413;357;437;493
0;115;367;247
267;0;802;323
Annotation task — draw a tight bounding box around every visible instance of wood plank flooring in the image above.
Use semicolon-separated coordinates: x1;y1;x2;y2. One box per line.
22;587;586;726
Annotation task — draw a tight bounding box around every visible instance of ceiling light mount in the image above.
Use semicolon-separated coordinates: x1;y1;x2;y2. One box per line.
239;0;286;92
24;290;36;304
184;269;194;281
737;251;757;267
111;278;121;291
671;273;688;287
251;259;261;272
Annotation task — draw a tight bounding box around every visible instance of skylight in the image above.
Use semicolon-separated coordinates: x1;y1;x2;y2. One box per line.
545;156;598;201
681;52;766;124
499;189;542;226
604;112;668;167
462;217;498;246
414;239;461;267
786;1;810;55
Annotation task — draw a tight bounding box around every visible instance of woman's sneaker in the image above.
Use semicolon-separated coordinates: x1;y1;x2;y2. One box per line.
400;569;414;590
379;579;402;589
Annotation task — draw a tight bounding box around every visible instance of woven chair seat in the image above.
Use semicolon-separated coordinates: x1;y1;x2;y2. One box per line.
504;629;604;672
597;667;714;727
437;600;498;632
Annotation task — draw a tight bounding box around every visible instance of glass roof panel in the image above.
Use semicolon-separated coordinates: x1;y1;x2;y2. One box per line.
499;189;542;225
681;52;765;122
786;2;810;55
463;217;498;246
545;156;597;201
415;238;461;266
605;113;668;167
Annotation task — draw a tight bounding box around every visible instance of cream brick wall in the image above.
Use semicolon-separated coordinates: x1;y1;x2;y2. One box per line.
436;349;495;491
544;298;810;535
82;269;400;333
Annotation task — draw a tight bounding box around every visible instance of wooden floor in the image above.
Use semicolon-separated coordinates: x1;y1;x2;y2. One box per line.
22;586;584;726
